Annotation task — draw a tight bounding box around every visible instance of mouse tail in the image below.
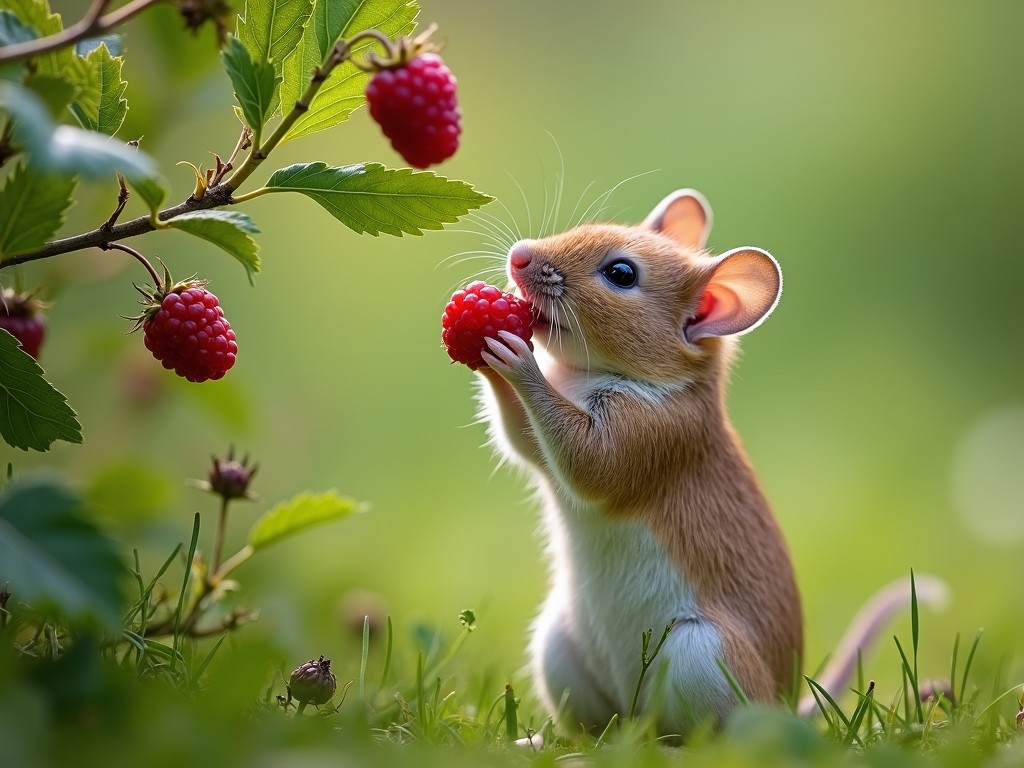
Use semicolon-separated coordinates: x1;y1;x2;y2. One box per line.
796;574;951;717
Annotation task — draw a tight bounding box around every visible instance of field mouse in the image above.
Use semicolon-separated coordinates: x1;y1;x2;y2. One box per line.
471;189;947;735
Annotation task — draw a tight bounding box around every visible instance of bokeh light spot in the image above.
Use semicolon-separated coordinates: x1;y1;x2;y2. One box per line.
952;404;1024;546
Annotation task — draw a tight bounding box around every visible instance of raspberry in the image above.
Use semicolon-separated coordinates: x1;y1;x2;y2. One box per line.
442;281;534;370
141;284;237;383
0;288;46;360
366;52;461;168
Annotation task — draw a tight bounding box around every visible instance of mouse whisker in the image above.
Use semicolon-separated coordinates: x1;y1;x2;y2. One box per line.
469;209;519;249
504;169;534;240
574;169;660;229
561;296;591;374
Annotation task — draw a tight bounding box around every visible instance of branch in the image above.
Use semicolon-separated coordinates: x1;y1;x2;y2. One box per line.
224;29;391;189
0;27;395;269
0;0;161;67
0;183;234;268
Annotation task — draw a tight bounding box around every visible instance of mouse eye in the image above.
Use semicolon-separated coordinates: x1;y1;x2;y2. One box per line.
601;259;638;288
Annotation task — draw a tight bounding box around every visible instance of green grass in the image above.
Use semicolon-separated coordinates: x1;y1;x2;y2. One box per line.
4;561;1021;768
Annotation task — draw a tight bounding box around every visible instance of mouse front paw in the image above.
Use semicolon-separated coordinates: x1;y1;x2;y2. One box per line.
481;331;542;388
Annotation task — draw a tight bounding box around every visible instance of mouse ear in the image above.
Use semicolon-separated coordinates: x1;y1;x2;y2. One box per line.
643;189;713;250
684;247;782;343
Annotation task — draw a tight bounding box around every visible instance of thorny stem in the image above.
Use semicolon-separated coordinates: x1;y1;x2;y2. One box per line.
0;0;160;67
102;241;161;286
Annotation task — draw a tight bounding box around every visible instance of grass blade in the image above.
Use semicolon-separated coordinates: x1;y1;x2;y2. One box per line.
172;513;201;676
504;684;518;742
894;635;923;724
358;615;370;702
959;629;983;706
377;615;394;693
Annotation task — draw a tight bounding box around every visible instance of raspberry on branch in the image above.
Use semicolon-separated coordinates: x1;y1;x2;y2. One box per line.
442;281;534;370
363;26;462;168
127;257;237;383
0;288;46;360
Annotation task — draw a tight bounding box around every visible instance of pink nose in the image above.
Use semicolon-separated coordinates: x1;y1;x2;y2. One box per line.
509;240;533;270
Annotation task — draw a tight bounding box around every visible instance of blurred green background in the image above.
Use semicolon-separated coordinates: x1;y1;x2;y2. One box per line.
16;0;1023;699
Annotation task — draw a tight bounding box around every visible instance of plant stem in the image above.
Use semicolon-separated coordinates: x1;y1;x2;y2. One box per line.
0;184;234;269
214;544;254;582
0;0;160;67
102;241;160;285
223;27;392;190
210;496;229;575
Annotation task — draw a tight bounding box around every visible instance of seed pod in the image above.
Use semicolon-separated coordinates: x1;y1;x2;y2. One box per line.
288;655;337;707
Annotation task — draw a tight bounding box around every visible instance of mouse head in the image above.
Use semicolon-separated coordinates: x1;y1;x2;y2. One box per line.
506;189;782;384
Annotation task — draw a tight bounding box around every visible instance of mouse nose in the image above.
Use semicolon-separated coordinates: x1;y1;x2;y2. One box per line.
509;240;534;271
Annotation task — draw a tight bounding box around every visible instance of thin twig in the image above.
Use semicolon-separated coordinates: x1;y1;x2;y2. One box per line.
101;173;130;231
0;0;159;67
0;183;234;269
101;240;160;285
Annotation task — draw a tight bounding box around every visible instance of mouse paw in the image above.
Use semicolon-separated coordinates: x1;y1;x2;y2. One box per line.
481;331;542;387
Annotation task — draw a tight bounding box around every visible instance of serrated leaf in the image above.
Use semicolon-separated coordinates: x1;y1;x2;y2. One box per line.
0;476;123;629
248;490;362;551
67;43;128;136
264;162;493;236
4;0;69;78
237;0;314;66
128;173;168;214
222;35;277;133
0;164;75;257
281;0;417;142
167;210;261;281
0;329;82;451
0;81;156;181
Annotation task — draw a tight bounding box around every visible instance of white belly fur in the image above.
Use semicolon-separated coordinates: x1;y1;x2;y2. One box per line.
529;480;735;730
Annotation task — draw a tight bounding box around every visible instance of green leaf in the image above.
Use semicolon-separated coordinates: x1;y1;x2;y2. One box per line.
5;0;61;38
237;0;314;66
0;164;75;258
24;73;74;118
281;0;417;142
128;172;169;214
0;9;37;47
222;35;278;134
167;210;261;281
0;81;156;181
0;476;123;629
263;162;493;236
248;490;362;551
4;0;69;78
0;329;83;450
68;43;128;136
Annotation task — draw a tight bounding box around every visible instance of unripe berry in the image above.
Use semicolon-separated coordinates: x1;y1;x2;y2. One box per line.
288;656;337;708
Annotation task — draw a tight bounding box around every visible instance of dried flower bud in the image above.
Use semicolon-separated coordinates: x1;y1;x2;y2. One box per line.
288;656;337;707
193;447;259;502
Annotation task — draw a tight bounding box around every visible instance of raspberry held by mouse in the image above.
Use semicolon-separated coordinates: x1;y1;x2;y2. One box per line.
441;281;534;370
